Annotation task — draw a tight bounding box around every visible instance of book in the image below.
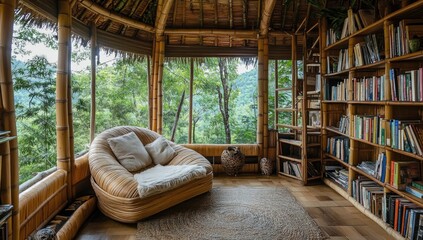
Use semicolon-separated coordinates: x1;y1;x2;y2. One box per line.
406;185;423;198
358;9;375;28
413;181;423;191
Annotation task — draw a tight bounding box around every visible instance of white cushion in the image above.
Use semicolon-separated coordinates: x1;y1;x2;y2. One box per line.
145;136;176;165
134;164;207;198
107;132;152;172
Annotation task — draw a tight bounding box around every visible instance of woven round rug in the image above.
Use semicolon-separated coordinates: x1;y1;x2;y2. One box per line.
137;187;327;240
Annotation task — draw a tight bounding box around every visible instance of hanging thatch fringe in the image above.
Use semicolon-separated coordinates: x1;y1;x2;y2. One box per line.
0;1;19;239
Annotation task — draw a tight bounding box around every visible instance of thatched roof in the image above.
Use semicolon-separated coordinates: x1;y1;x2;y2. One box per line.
17;0;319;59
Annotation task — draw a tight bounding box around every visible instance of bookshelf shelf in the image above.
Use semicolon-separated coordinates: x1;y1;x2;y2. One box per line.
324;153;350;168
278;172;303;181
321;2;423;238
348;101;386;105
324;69;350;77
324;126;349;137
279;139;302;147
351;59;385;70
278;155;302;163
351;166;385;187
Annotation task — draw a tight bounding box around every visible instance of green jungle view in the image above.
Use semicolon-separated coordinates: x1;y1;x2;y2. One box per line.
12;22;293;184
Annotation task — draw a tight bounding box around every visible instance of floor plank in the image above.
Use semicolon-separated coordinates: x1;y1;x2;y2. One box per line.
75;175;392;239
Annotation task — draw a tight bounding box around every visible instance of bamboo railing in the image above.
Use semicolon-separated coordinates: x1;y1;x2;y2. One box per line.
0;0;19;239
57;0;71;200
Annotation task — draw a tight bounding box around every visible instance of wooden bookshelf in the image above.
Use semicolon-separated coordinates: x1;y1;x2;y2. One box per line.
321;1;423;239
275;19;322;185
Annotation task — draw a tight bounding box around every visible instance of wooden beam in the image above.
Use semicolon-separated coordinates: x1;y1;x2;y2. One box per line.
77;0;154;33
165;29;257;39
259;0;277;36
90;23;97;143
156;0;174;37
0;1;19;239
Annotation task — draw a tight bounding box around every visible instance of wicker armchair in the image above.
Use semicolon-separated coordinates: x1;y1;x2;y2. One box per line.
88;126;213;223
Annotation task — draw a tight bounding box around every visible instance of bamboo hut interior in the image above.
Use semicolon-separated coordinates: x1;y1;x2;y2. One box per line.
0;0;393;239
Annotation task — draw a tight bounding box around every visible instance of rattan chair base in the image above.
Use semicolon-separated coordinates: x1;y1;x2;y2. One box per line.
91;172;212;223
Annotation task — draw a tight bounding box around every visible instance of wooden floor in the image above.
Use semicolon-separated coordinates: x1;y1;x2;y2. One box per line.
75;175;392;240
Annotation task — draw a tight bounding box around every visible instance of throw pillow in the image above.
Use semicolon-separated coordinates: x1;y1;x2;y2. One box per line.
107;132;152;171
145;136;176;165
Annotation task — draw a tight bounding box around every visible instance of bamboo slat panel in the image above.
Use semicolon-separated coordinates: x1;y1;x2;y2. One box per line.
72;153;90;186
19;170;67;239
181;144;259;157
56;196;96;240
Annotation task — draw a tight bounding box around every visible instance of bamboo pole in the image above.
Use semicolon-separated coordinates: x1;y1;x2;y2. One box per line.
301;33;307;184
147;56;152;129
164;29;257;39
0;1;19;239
188;58;194;144
78;0;154;33
67;21;75;201
259;0;277;36
263;38;269;159
291;35;297;132
157;39;165;134
155;0;174;37
57;0;71;200
151;40;159;131
257;38;264;158
90;24;97;143
171;90;185;141
274;60;278;132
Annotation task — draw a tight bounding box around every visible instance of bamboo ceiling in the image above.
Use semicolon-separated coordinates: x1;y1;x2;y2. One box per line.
17;0;316;59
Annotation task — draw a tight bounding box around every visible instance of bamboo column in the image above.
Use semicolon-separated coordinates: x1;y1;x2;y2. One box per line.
156;39;165;134
0;1;19;239
291;35;297;132
67;23;75;200
147;56;152;129
263;38;269;158
90;24;97;143
151;40;159;131
257;38;264;158
57;0;72;200
188;58;194;143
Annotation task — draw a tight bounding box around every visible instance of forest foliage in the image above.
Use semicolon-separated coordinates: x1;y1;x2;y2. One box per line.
12;23;292;184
